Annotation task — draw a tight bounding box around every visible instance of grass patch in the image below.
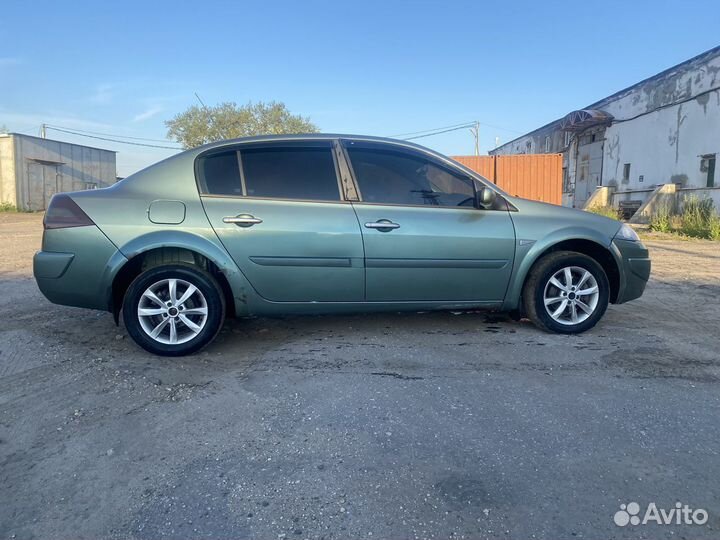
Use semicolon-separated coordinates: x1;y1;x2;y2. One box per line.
708;215;720;241
649;203;671;233
585;205;620;220
0;201;17;212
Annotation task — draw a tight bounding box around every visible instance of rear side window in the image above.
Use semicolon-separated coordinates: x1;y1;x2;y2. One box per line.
241;146;340;201
346;145;475;207
197;151;242;196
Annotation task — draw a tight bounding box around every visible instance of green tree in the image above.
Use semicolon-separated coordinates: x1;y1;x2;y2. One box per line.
165;101;319;149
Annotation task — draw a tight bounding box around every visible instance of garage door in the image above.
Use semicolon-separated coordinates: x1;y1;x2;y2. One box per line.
27;161;60;211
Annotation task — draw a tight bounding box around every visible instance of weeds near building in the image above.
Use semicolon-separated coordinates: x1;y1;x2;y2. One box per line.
650;195;720;240
649;203;672;233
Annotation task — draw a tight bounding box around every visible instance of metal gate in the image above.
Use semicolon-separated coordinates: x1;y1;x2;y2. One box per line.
27;161;60;211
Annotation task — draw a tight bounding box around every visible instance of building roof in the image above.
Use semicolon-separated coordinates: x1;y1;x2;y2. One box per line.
1;132;117;153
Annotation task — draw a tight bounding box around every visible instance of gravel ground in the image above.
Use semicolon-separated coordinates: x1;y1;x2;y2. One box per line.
1;212;719;540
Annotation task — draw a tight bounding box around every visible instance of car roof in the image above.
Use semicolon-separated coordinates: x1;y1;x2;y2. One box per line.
194;133;436;154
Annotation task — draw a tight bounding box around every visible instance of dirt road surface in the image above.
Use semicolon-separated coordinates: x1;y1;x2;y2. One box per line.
1;213;719;539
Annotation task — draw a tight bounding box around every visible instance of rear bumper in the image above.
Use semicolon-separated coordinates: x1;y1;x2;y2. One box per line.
612;239;651;304
34;225;123;311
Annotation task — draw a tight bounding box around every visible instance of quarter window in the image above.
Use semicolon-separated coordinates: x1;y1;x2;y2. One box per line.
241;146;340;201
346;145;475;207
197;151;242;196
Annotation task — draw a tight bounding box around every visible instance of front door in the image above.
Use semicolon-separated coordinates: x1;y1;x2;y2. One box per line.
575;130;604;208
343;140;515;302
200;141;364;302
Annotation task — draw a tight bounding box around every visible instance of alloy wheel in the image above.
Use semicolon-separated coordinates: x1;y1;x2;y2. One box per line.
137;278;208;344
542;266;600;326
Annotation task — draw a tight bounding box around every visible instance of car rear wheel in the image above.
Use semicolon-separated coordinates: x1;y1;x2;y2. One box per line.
522;251;609;334
123;264;225;356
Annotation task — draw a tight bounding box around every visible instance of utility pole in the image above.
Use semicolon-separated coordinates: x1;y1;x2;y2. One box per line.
194;92;207;108
40;123;46;139
469;121;480;156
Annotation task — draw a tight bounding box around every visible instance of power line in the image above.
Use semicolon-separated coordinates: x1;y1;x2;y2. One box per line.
404;124;477;141
476;122;524;135
45;126;183;150
389;120;523;143
46;124;177;143
389;121;476;138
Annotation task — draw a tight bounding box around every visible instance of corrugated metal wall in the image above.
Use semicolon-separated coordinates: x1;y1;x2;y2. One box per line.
10;134;116;210
496;154;563;205
450;155;495;179
451;154;562;205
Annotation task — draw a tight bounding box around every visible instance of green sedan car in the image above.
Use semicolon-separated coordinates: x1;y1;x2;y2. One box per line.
34;135;650;356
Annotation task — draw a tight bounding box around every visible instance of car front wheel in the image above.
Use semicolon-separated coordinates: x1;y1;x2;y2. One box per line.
123;264;225;356
523;251;610;334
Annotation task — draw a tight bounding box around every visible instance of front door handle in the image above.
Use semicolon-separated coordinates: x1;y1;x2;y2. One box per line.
364;219;400;232
223;214;263;227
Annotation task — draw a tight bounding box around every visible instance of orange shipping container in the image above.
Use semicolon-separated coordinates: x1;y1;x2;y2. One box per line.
450;155;495;179
451;154;562;206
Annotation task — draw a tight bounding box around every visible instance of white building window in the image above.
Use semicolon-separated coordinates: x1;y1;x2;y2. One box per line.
545;136;551;153
701;154;716;187
622;163;631;184
564;131;571;147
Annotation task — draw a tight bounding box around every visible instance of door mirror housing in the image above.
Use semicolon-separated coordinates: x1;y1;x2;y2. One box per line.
475;186;497;209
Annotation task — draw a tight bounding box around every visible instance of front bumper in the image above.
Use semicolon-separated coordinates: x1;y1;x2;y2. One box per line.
612;238;651;304
34;225;122;311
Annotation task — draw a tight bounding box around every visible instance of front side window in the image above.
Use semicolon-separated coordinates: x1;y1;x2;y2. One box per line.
241;146;340;201
346;144;475;207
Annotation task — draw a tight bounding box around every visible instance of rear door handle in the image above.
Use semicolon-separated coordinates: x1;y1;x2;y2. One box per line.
364;219;400;232
223;214;263;227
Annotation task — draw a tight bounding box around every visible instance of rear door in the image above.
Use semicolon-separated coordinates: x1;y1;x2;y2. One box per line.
200;141;365;302
343;140;515;302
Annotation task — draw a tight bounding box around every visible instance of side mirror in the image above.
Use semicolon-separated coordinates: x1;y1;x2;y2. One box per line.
475;186;497;209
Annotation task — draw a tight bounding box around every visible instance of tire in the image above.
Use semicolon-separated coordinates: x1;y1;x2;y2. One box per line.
522;251;610;334
123;264;225;356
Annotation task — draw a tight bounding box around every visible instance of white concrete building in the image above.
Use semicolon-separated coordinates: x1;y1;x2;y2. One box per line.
490;46;720;210
0;133;116;211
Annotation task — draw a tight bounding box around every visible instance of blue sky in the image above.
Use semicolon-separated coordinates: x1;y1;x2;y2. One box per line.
1;0;718;176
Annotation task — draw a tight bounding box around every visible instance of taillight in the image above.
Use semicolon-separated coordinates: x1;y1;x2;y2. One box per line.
44;194;95;229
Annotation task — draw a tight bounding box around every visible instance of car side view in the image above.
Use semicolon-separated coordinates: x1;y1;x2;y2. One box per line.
33;135;651;356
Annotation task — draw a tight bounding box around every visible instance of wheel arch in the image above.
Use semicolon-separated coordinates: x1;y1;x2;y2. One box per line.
107;231;252;322
504;231;621;311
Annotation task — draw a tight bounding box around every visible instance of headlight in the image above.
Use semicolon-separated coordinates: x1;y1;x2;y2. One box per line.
614;223;640;242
